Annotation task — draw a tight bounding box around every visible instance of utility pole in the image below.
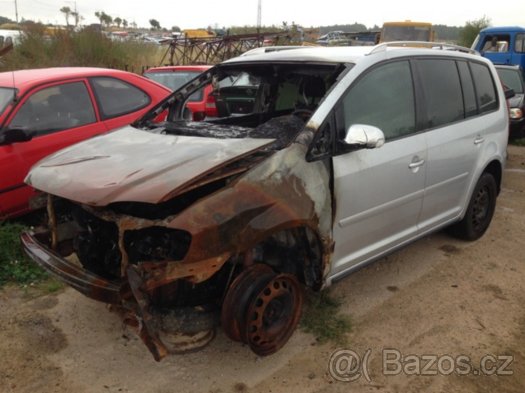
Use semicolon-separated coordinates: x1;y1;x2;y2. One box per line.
14;0;19;24
257;0;261;29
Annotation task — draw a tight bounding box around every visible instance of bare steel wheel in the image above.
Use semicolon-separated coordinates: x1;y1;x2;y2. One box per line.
221;264;275;342
244;273;303;356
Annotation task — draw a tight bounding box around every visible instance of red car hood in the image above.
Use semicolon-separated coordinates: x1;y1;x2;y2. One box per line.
25;126;274;206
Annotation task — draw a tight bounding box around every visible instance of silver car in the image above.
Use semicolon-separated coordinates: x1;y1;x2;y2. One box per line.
22;44;508;360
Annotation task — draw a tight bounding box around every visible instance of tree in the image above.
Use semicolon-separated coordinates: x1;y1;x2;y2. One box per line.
171;25;181;32
122;19;128;29
94;11;112;28
114;17;122;28
70;11;81;27
95;11;103;25
459;16;490;47
60;6;72;27
149;19;161;30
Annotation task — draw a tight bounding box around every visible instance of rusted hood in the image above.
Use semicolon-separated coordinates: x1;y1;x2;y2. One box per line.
26;126;274;206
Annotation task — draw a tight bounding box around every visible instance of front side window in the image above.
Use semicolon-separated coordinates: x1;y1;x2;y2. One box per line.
470;62;498;114
90;77;151;119
341;60;416;141
417;59;464;128
0;87;15;117
9;81;96;137
515;34;525;53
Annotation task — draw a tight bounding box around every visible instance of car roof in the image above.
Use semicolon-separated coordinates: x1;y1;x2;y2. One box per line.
0;67;152;93
495;64;522;70
145;65;212;73
480;26;525;34
223;45;481;65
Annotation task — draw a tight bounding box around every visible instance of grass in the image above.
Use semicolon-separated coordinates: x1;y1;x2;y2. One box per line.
301;291;352;345
0;221;48;286
510;137;525;146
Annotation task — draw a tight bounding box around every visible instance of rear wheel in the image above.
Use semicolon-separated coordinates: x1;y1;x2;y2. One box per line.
449;172;497;241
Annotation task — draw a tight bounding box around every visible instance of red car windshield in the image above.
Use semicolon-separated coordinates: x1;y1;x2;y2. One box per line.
144;71;204;101
0;87;15;117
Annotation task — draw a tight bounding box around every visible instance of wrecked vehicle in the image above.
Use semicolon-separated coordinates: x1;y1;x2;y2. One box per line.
21;44;508;360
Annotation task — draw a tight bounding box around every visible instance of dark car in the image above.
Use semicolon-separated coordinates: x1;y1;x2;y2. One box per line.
496;65;525;138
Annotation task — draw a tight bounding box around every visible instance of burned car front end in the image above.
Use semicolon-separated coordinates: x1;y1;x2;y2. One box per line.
22;55;348;360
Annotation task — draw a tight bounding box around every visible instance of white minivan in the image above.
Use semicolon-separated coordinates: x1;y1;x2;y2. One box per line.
22;43;509;360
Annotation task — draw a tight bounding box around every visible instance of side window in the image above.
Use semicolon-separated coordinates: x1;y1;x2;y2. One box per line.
90;77;151;119
9;81;96;137
457;61;478;118
417;59;464;128
341;61;415;141
470;62;498;114
515;34;525;53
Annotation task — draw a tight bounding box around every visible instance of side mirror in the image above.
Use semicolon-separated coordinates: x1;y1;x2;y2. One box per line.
344;124;385;149
504;87;515;100
0;128;33;146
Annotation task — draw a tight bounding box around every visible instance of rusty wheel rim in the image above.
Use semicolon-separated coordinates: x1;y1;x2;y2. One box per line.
245;273;303;356
221;264;274;342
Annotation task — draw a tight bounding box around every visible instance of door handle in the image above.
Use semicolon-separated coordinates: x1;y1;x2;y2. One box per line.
474;136;485;145
408;159;425;169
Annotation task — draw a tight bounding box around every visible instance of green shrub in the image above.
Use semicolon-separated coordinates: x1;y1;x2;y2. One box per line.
1;25;163;73
0;221;47;285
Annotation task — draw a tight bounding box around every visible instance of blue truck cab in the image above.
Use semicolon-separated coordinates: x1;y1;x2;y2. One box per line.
472;26;525;76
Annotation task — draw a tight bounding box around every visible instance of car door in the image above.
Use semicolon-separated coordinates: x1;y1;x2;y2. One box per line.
0;80;105;217
330;60;427;276
417;59;499;232
89;76;153;130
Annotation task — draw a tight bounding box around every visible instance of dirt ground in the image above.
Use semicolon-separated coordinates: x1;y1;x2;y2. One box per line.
1;145;524;393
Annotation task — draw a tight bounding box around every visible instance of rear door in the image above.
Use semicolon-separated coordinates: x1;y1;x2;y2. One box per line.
331;60;427;275
89;76;153;130
0;80;104;217
417;58;500;232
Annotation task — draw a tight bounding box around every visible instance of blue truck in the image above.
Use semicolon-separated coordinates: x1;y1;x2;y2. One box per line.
472;26;525;77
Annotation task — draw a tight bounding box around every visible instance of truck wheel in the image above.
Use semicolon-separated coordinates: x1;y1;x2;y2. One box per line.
449;172;497;241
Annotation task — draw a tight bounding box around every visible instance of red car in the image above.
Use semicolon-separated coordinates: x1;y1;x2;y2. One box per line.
0;67;170;218
143;65;218;118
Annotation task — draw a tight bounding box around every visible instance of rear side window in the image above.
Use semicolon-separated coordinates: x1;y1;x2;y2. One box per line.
515;34;525;53
341;60;415;141
416;59;464;128
457;61;478;118
90;77;151;119
470;63;498;114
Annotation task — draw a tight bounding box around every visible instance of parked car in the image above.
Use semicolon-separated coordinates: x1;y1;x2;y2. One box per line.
496;65;525;138
0;67;171;218
22;45;508;360
143;65;217;118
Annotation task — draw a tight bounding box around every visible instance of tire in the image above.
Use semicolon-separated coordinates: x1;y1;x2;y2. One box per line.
449;172;497;241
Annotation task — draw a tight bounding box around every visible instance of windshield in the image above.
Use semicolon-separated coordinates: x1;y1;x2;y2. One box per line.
497;68;524;94
382;26;431;42
137;62;350;150
145;71;201;91
0;87;15;116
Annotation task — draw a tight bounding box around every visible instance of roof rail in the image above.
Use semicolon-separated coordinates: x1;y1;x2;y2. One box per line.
368;41;479;55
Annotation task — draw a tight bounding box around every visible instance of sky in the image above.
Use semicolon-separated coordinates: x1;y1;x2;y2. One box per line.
1;0;524;30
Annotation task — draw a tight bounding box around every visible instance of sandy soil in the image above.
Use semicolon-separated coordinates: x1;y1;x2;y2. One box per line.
1;145;524;393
